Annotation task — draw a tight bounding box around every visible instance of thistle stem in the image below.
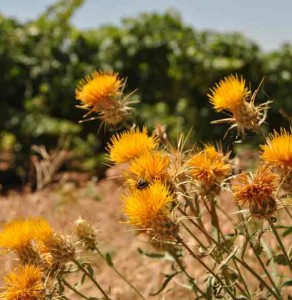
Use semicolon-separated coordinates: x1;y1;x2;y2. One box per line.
181;215;282;299
167;247;207;298
61;278;89;300
176;234;237;300
245;231;281;299
268;218;292;273
73;259;110;299
233;260;251;298
93;246;146;300
180;221;207;249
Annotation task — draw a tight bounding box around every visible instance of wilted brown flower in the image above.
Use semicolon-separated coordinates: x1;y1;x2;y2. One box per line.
232;165;279;217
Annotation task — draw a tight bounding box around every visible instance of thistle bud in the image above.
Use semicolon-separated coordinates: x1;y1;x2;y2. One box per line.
74;217;96;250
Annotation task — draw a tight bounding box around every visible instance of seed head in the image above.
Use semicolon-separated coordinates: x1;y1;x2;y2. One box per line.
74;217;96;250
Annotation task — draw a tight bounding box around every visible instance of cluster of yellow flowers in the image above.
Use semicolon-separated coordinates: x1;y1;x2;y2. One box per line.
75;70;292;239
0;217;99;299
1;71;291;299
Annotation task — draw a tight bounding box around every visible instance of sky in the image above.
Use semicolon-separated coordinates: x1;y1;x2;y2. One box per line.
1;0;292;52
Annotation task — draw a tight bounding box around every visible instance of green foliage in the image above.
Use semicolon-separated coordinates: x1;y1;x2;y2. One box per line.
0;0;291;172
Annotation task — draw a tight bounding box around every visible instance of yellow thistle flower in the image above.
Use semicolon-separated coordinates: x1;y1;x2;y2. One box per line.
76;71;123;110
0;219;35;253
232;165;278;217
261;128;292;169
122;181;174;230
76;71;137;126
188;145;231;189
1;265;45;300
208;75;271;136
108;127;158;164
0;217;54;265
126;151;170;187
31;217;54;244
208;75;250;113
0;217;53;252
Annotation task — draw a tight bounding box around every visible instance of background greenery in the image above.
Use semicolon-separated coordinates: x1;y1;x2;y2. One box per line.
0;0;291;175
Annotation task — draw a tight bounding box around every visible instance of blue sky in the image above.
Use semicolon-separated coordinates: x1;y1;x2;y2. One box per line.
1;0;292;51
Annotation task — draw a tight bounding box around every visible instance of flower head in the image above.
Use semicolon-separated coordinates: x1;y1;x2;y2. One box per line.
208;75;270;137
0;217;53;252
261;128;292;169
30;218;53;244
232;165;278;217
188;145;231;190
76;71;137;127
108;127;158;164
74;217;96;250
1;265;45;300
76;71;123;110
122;181;177;239
0;219;35;253
43;234;75;265
208;75;250;113
126;151;170;187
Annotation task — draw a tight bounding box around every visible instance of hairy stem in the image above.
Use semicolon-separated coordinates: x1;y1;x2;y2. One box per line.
176;234;237;300
168;246;207;298
93;245;146;300
61;278;89;300
268;218;292;273
73;259;110;299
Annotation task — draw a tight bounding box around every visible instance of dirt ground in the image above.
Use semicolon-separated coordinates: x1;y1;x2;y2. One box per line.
0;169;291;299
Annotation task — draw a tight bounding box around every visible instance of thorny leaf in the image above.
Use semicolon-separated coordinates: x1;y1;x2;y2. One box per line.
150;271;180;296
273;254;290;266
81;273;86;285
282;280;292;288
137;247;173;260
84;262;95;277
105;252;114;267
282;226;292;237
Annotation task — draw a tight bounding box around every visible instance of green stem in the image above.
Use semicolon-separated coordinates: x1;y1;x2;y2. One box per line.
178;207;212;245
235;256;280;300
167;246;207;298
233;260;251;299
180;221;207;249
268;218;292;273
182;215;282;299
242;219;281;298
73;259;110;299
61;278;89;300
93;246;146;300
245;232;281;299
176;234;237;300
